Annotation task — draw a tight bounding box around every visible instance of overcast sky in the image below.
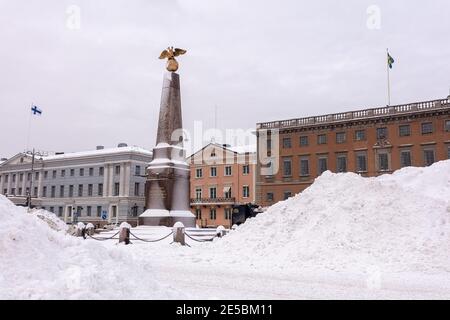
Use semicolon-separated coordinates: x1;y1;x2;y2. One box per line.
1;0;449;158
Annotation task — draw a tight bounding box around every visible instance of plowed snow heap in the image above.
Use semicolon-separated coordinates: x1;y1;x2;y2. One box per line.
213;160;450;273
0;195;181;299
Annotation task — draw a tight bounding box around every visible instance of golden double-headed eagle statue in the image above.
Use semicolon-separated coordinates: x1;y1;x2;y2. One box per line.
159;46;187;72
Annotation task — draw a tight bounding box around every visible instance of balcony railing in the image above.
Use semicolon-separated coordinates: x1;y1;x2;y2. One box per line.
256;98;450;130
190;197;236;204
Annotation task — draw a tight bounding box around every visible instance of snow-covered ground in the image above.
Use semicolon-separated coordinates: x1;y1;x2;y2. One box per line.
1;161;450;299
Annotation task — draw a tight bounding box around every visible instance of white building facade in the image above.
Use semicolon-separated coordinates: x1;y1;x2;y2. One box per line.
0;145;152;227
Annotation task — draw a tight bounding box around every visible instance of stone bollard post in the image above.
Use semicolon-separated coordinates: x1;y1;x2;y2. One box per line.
119;222;131;245
76;222;86;239
173;222;185;245
86;223;95;236
216;225;226;238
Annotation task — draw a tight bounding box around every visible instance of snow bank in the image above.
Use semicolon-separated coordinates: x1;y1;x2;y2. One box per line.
212;160;450;274
0;195;183;299
33;209;68;232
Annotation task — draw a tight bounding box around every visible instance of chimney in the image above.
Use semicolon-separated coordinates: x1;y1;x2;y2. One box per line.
96;145;104;150
117;143;128;148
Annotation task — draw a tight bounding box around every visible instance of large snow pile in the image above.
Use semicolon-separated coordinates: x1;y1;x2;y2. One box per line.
33;208;68;232
212;160;450;274
0;195;182;299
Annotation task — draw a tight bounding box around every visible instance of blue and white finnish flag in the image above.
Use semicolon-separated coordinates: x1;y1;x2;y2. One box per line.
31;105;42;116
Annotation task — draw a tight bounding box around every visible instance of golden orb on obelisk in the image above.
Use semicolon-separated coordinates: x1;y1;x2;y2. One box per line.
158;46;187;72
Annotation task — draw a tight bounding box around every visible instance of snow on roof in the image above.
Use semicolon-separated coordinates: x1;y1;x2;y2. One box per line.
42;146;152;161
227;144;257;154
188;142;256;158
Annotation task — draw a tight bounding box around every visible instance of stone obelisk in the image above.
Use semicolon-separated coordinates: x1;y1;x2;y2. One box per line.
139;47;195;227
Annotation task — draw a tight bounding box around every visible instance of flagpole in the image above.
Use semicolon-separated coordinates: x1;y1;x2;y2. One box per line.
387;48;391;106
26;102;33;150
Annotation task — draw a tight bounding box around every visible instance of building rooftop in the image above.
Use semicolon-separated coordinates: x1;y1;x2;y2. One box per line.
257;97;450;130
42;146;152;161
188;142;256;158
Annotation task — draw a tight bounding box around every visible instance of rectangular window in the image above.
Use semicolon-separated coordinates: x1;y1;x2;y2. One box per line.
4;175;8;183
400;150;412;167
224;187;232;198
42;186;47;197
421;122;433;134
225;208;232;220
27;173;32;181
209;187;217;199
35;172;39;180
336;155;347;173
196;168;203;178
49;207;54;213
317;134;327;145
283;158;292;177
18;188;22;195
59;185;64;197
52;170;56;179
89;168;94;176
195;187;202;199
58;207;63;217
282;137;292;148
76;206;83;216
399;124;411;137
266;192;274;202
114;183;120;196
378;153;389;171
135;165;141;176
318;157;328;175
44;171;48;179
243;186;250;198
99;167;104;176
112;206;117;217
98;183;103;196
87;206;92;217
445;120;450;132
376;127;388;139
12;174;16;183
33;187;38;197
11;188;16;196
210;167;217;177
19;173;23;182
69;185;74;197
97;206;102;217
88;184;93;196
243;165;250;175
195;208;202;220
300;157;309;177
61;169;65;177
424;149;435;166
224;166;232;176
267;139;272;150
299;136;309;147
210;208;216;220
283;191;292;200
115;165;121;175
356;153;367;172
78;184;83;197
70;169;74;177
336;132;346;144
79;168;84;177
134;182;140;196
